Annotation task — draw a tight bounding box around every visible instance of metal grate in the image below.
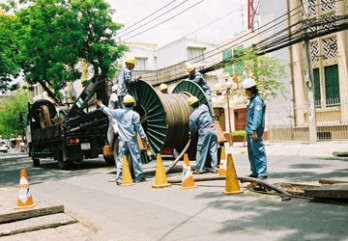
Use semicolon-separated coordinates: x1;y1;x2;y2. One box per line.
310;41;320;62
320;0;335;14
322;36;337;59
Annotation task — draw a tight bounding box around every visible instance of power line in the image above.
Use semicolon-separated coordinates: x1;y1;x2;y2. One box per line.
135;0;345;83
122;0;205;41
142;4;303;81
118;0;178;35
119;0;191;38
183;4;246;38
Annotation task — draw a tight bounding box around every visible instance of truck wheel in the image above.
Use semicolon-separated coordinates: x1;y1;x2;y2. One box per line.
57;149;71;169
33;159;40;167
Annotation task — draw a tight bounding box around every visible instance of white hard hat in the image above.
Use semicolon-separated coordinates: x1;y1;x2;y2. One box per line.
160;83;168;91
242;78;257;89
112;84;118;92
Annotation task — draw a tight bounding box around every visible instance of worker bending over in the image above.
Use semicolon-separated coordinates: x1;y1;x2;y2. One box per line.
188;96;218;174
95;94;149;185
186;64;215;118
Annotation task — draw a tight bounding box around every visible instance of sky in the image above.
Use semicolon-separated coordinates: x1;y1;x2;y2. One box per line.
110;0;246;47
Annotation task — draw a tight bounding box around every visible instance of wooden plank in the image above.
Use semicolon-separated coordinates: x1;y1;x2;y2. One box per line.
0;205;64;224
319;179;348;185
304;184;348;199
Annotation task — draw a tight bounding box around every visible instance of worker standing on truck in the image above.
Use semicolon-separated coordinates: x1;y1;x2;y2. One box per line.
186;64;215;118
188;96;218;174
117;56;142;108
107;84;119;149
95;94;149;185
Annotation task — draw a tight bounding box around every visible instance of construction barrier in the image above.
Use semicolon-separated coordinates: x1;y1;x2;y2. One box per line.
224;154;243;195
180;153;197;190
152;153;172;188
121;156;135;187
15;169;36;209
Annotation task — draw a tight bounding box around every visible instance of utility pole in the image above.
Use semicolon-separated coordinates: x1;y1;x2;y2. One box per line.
301;0;317;144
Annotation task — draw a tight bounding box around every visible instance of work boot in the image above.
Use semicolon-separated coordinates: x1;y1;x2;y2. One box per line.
210;168;219;174
135;176;146;183
258;176;268;180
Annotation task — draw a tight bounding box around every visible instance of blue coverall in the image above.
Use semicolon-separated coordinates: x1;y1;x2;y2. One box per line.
189;104;218;172
117;67;137;108
246;93;267;178
188;71;214;116
106;93;118;145
100;104;148;183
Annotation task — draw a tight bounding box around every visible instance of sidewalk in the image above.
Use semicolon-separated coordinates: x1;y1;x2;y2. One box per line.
228;141;348;157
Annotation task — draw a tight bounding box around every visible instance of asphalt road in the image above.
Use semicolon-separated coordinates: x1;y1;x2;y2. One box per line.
1;150;348;241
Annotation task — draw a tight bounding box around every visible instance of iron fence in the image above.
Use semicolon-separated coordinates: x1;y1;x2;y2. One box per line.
267;99;348;143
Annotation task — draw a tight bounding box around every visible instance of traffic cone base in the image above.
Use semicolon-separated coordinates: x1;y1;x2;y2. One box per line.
180;184;197;190
153;153;172;189
219;146;227;177
15;169;37;209
180;154;197;190
224;153;243;195
121;156;135;187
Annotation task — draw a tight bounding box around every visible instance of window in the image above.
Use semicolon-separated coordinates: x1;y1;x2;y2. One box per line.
324;65;340;106
134;57;148;70
187;47;205;62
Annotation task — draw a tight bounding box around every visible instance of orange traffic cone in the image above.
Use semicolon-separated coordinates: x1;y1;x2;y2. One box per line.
121;156;135;187
224;153;243;195
219;146;227;177
15;169;36;209
153;153;172;188
180;154;197;190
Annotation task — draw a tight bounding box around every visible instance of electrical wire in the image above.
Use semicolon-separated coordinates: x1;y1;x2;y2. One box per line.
183;4;246;38
131;0;346;84
117;0;177;35
122;0;205;41
119;0;190;38
138;4;303;81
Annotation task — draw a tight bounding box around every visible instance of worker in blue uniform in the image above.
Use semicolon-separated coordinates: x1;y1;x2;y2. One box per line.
186;64;215;118
117;56;142;108
188;96;218;174
107;84;119;148
242;77;268;180
95;94;149;185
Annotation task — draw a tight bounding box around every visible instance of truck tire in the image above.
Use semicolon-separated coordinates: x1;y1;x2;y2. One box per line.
33;158;40;167
57;149;72;169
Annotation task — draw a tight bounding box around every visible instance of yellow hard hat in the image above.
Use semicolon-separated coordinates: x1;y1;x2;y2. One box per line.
160;83;168;91
125;56;136;65
123;94;135;104
188;96;199;106
185;64;195;73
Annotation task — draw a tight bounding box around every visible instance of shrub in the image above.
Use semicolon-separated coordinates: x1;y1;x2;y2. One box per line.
231;130;246;137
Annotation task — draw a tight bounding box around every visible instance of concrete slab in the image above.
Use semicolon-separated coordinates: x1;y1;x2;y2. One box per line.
0;213;77;237
304;184;348;199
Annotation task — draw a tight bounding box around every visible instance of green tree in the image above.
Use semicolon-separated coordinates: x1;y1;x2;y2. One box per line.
0;90;29;138
0;7;20;91
239;50;286;101
221;48;286;102
11;0;127;100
